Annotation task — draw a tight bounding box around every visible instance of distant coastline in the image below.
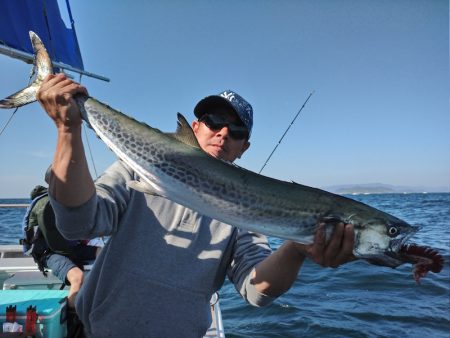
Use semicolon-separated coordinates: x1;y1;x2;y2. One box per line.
1;184;449;199
323;183;450;195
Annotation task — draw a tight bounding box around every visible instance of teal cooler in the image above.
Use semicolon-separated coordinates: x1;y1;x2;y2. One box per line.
0;290;68;337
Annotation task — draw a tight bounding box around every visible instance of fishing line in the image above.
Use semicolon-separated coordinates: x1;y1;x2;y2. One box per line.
259;91;315;174
77;72;99;179
83;125;98;179
0;108;18;137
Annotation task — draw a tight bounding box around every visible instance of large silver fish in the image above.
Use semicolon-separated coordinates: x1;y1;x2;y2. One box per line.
1;32;443;280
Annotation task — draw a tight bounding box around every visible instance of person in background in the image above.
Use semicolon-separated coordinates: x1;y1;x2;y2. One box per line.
37;73;355;337
23;184;105;308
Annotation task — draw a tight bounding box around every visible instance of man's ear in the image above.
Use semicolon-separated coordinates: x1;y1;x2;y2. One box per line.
237;141;251;159
192;120;199;134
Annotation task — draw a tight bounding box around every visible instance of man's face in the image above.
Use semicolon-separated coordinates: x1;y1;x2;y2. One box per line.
192;106;250;162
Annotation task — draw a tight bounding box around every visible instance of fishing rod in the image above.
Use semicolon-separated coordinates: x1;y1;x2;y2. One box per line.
258;90;315;174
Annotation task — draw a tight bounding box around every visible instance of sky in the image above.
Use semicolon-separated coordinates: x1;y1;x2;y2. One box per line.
0;0;448;198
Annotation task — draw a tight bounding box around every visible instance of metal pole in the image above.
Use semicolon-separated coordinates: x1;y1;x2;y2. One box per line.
0;45;110;82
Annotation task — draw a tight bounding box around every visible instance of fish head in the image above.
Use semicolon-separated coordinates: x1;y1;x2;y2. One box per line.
353;215;420;268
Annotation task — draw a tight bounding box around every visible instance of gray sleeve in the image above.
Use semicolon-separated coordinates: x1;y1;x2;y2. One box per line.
227;229;276;307
49;161;134;240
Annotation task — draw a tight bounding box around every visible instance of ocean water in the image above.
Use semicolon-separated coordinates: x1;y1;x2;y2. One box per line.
1;193;449;337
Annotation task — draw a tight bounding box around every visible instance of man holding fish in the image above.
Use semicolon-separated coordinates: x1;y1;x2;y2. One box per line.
36;74;354;337
0;32;443;337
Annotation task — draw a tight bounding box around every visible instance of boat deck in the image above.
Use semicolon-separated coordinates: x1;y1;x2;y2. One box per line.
0;245;36;271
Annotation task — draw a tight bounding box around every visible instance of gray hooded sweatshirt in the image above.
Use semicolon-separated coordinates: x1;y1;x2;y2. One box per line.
50;161;274;337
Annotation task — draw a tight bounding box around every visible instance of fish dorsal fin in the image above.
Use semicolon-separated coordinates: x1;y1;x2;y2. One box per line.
169;113;200;148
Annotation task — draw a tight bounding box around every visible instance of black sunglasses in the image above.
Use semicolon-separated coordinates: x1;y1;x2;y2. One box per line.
199;114;249;140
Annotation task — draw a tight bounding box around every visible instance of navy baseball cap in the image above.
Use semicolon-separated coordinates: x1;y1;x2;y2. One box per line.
194;90;253;137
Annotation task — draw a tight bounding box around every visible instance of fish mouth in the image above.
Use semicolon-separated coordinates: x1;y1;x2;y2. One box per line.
365;225;441;270
365;222;444;282
386;223;421;254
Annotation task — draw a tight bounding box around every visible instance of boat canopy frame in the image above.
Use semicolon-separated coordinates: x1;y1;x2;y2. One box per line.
0;0;109;82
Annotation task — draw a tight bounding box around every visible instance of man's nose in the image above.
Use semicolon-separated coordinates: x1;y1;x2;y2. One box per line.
216;125;230;138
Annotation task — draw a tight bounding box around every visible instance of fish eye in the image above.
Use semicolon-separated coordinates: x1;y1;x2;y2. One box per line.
388;226;398;237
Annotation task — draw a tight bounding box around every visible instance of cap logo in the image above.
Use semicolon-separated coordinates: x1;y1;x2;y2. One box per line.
220;91;235;102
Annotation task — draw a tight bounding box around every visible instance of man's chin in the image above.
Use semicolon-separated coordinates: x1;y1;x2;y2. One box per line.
208;147;226;159
213;152;232;162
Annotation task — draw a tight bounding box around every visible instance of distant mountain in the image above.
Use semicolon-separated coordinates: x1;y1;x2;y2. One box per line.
323;183;450;195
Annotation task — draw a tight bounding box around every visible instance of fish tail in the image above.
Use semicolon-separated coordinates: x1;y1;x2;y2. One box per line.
0;31;53;109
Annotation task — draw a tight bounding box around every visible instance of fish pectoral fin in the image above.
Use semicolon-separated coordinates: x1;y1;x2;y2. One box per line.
127;180;162;196
168;113;201;148
318;214;344;225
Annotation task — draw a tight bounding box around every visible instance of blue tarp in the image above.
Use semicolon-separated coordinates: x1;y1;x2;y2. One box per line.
0;0;84;70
